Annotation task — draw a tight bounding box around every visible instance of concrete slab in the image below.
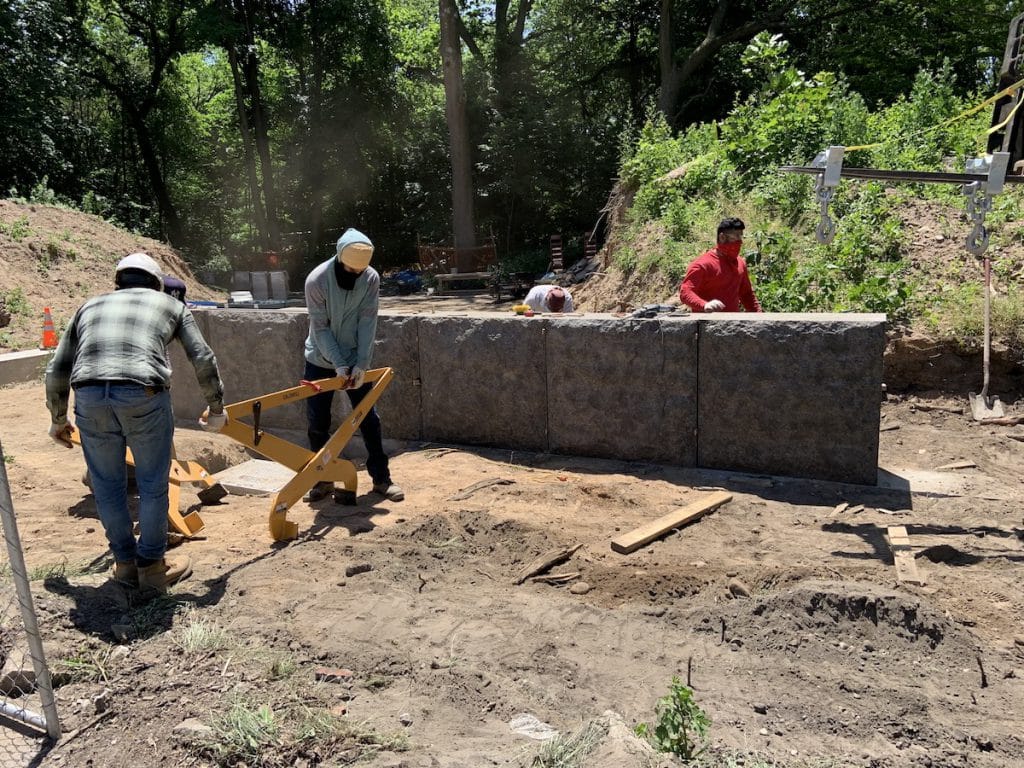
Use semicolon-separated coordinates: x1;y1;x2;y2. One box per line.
0;350;51;388
214;459;294;496
878;466;1022;501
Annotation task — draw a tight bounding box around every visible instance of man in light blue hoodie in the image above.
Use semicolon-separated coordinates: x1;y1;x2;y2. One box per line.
302;228;404;503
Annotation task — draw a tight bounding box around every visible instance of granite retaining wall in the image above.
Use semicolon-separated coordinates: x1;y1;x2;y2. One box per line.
168;309;885;484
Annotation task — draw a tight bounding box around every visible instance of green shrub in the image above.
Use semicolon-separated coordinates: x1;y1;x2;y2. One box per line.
0;216;32;241
635;676;710;761
2;288;31;316
620;113;685;189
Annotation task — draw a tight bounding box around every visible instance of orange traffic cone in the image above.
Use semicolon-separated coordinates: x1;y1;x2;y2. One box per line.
40;307;58;349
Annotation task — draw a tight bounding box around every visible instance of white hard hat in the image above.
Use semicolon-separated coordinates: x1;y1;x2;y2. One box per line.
115;252;163;281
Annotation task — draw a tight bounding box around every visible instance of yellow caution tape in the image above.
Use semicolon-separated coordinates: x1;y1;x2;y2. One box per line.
844;76;1024;153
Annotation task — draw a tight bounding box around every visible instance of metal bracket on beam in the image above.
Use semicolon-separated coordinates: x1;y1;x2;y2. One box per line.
964;151;1010;257
811;146;845;244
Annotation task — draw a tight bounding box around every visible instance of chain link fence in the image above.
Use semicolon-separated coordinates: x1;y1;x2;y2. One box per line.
0;437;60;766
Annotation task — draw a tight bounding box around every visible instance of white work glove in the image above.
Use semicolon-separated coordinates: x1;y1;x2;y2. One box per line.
703;299;725;313
335;366;350;380
348;367;366;389
48;421;74;449
199;407;227;432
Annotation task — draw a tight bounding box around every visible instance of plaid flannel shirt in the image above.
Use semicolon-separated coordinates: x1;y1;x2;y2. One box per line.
45;288;223;425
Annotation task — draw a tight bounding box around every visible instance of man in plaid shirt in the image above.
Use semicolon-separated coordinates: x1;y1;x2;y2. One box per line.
45;253;225;593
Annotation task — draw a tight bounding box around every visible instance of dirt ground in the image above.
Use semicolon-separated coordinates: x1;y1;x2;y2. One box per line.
3;198;1024;767
2;378;1024;768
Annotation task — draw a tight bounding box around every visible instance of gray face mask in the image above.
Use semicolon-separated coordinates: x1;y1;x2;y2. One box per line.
334;260;359;290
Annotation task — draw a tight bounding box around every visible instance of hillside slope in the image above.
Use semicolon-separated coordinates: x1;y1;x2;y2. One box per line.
0;200;220;353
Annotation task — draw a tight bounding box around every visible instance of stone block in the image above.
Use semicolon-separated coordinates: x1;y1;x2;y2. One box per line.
419;316;546;450
373;314;421;440
0;349;51;387
269;270;288;300
546;317;698;464
696;314;885;484
170;309;308;430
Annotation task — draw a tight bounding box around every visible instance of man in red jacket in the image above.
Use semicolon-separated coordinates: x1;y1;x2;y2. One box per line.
679;217;762;313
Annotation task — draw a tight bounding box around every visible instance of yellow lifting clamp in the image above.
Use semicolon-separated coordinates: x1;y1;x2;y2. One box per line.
219;367;394;541
70;432;220;538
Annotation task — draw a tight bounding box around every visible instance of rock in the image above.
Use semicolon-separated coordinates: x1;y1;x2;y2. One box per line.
314;667;354;683
92;688;113;714
973;735;994;751
345;563;373;577
399;712;414;726
0;669;36;696
727;578;751;597
759;727;769;736
753;703;768;714
111;624;132;642
173;718;214;740
569;581;591;595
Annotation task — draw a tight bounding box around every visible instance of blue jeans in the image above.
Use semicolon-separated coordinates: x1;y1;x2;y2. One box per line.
304;361;390;485
73;383;173;563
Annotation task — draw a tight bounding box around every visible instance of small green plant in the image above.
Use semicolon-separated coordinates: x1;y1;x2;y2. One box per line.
635;676;710;761
531;720;606;767
267;653;297;680
201;702;280;765
174;612;231;653
0;216;31;241
52;650;110;685
2;288;31;316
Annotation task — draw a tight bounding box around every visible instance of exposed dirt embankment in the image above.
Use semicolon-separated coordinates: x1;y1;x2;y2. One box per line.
0;200;219;353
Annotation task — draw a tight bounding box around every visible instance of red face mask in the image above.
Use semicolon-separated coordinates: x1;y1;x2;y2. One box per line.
718;241;742;259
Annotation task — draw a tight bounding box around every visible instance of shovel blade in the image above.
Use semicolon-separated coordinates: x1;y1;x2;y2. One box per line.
969;392;1005;421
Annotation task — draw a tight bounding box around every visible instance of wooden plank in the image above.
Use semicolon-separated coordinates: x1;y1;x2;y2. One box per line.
448;477;513;501
514;544;583;584
887;525;925;585
610;491;732;555
936;460;977;470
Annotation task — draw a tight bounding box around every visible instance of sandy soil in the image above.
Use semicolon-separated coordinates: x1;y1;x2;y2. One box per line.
2;380;1023;768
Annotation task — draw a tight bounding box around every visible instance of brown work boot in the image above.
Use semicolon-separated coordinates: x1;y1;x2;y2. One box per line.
112;560;138;587
303;481;334;502
138;555;192;594
373;481;405;501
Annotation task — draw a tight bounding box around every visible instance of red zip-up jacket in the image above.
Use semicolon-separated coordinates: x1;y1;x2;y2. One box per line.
678;247;763;313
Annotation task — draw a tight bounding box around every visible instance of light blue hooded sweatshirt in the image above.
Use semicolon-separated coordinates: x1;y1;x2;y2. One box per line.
303;228;380;371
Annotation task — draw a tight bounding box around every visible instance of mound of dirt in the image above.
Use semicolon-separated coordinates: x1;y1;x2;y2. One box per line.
0;199;220;353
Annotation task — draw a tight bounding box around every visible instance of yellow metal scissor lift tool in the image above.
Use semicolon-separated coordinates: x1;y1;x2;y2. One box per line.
70;433;221;538
220;366;394;541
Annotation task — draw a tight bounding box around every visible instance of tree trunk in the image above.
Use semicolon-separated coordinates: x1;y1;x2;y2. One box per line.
124;102;183;246
242;47;281;251
238;0;280;251
227;46;270;252
304;0;325;262
439;0;475;249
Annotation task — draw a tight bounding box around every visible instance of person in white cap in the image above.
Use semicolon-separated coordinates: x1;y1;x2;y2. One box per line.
523;284;574;313
44;253;225;594
302;228;404;503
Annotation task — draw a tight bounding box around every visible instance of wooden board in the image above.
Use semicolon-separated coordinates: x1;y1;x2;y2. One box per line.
887;525;925;585
610;491;732;555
